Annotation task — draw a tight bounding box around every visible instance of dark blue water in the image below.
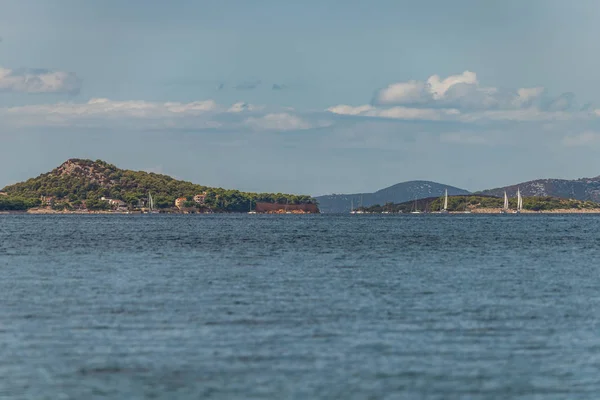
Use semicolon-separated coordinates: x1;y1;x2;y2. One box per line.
2;214;600;399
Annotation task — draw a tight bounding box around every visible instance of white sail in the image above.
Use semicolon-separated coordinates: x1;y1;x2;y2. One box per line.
148;192;157;213
503;191;509;210
443;189;448;211
517;189;523;211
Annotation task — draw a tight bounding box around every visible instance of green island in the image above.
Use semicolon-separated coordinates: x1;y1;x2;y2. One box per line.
0;159;318;213
358;195;600;213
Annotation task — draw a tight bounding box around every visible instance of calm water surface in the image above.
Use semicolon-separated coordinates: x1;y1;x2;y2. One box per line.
1;214;600;399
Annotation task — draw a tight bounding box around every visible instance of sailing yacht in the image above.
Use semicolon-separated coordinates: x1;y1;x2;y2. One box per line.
248;199;257;214
355;196;365;214
148;192;159;214
284;199;292;214
410;197;421;214
349;199;356;214
514;188;523;214
500;191;509;214
440;189;449;214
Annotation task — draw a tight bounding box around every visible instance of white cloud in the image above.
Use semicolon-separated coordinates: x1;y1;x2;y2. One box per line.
245;113;313;131
1;98;252;130
0;66;81;94
427;70;478;100
375;71;480;106
2;98;319;132
328;104;460;121
329;69;600;124
513;87;545;108
459;109;578;122
375;81;430;105
562;131;600;147
327;104;374;115
372;70;572;114
5;98;219;121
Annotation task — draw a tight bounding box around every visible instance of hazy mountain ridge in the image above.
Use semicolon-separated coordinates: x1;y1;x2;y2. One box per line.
316;175;600;213
315;181;470;213
478;176;600;202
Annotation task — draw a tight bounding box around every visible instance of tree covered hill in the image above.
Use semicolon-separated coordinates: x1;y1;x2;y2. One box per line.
359;195;600;213
315;181;470;213
1;159;316;212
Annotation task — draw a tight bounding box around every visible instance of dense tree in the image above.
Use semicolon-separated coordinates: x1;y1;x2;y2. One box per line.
0;197;41;211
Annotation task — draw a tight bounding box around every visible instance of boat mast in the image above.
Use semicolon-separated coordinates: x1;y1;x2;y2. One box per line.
443;189;448;211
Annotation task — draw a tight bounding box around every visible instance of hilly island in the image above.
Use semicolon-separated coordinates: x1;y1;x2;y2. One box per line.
0;159;318;214
356;195;600;214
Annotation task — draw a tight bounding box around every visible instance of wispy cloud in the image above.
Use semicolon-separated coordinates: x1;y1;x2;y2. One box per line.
0;66;82;94
272;83;287;90
1;98;313;132
245;113;313;131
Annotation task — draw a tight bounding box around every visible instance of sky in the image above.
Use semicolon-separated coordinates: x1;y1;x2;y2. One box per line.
3;0;600;195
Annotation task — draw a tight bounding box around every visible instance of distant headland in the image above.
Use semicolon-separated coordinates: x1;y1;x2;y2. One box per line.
316;175;600;213
0;159;319;214
354;195;600;214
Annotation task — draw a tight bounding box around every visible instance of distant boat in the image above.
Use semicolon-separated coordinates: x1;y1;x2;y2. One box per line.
439;189;449;214
410;197;421;214
285;199;292;214
148;192;159;214
514;188;523;214
350;199;356;214
500;191;509;214
248;200;257;214
352;197;365;214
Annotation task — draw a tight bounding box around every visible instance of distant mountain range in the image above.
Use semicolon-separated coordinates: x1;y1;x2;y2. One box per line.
315;181;470;213
316;175;600;213
477;176;600;202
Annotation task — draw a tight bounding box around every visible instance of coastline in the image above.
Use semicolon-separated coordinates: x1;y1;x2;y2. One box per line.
468;208;600;214
0;208;316;215
4;208;600;215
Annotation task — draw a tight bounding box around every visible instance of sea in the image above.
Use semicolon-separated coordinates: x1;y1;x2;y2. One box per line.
1;214;600;399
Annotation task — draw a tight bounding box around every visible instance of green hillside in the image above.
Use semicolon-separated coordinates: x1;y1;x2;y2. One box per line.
360;195;600;213
1;159;316;212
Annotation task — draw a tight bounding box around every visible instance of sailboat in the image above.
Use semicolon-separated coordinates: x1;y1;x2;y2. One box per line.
355;196;365;214
500;191;509;214
350;199;356;214
514;188;523;214
285;199;292;214
439;189;449;214
148;192;159;214
248;199;257;214
410;197;421;214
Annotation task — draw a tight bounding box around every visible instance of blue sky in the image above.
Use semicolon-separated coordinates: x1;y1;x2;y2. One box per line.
3;0;600;195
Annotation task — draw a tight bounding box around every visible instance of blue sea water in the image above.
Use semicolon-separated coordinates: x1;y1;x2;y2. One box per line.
1;214;600;399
